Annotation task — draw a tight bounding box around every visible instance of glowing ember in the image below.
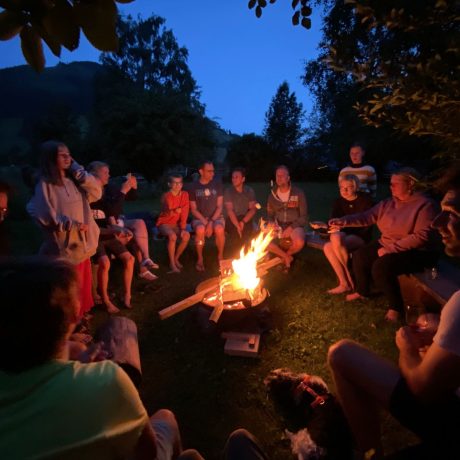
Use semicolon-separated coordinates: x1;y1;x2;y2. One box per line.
228;227;275;293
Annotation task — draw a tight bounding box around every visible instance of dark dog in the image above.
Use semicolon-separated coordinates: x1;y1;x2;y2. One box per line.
264;368;353;460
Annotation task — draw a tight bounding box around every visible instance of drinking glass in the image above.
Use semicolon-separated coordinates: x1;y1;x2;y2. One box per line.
405;305;427;330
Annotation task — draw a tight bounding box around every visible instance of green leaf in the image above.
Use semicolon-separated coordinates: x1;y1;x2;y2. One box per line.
255;5;262;18
292;0;299;9
259;0;267;7
42;0;79;51
269;0;276;3
301;17;311;29
292;10;300;26
0;10;24;40
20;25;45;72
115;0;135;3
35;22;61;57
248;0;256;9
74;0;118;52
301;6;312;16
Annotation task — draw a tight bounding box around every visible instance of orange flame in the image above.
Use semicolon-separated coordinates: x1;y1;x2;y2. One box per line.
229;227;275;292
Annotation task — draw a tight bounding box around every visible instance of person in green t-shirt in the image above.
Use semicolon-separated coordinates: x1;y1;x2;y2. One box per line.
0;257;191;460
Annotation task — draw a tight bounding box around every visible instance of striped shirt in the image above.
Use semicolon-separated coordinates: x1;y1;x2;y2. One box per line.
338;163;377;197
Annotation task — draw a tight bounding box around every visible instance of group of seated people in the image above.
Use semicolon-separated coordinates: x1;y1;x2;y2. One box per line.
1;154;460;459
20;139;449;327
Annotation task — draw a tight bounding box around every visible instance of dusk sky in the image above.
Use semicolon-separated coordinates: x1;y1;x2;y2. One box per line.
0;0;323;135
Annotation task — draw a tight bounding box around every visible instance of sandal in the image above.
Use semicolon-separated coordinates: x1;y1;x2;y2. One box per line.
139;270;158;281
141;258;159;269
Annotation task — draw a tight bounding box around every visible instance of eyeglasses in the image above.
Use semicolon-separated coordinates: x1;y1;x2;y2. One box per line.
171;181;183;185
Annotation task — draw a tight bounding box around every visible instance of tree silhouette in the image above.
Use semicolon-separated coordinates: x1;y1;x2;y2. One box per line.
100;14;201;110
263;81;304;155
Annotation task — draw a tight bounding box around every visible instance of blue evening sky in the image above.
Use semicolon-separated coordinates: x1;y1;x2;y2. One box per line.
0;0;323;135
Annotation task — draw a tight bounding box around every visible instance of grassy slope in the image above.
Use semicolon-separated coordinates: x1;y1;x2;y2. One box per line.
5;180;417;459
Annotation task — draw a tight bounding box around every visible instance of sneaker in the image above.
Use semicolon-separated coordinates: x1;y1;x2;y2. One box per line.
141;258;159;269
139;270;158;281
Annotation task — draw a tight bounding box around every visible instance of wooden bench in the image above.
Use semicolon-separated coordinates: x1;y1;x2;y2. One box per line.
400;259;460;309
303;231;460;309
305;232;327;250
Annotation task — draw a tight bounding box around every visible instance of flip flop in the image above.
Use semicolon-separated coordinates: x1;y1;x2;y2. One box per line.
141;258;159;269
139;270;158;281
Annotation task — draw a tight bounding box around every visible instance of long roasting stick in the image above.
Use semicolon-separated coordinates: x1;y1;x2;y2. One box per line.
158;257;283;320
158;283;218;320
209;279;224;323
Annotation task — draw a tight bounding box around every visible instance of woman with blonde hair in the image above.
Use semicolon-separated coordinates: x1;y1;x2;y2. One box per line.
322;174;374;294
329;168;440;322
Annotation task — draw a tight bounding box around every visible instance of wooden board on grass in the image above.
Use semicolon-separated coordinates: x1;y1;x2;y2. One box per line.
222;332;260;357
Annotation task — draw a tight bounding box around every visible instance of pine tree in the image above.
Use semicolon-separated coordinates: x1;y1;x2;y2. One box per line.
263;82;304;154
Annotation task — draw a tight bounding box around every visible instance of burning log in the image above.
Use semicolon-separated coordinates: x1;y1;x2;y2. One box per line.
158;282;219;320
158;227;281;321
158;257;282;320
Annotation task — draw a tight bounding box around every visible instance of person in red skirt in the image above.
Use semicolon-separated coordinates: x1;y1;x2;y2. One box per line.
27;140;102;318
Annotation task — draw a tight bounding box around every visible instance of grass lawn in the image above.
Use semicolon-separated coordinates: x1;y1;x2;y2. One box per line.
5;180;418;459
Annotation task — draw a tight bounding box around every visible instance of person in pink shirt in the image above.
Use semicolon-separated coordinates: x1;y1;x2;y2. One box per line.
156;174;190;272
329;167;440;322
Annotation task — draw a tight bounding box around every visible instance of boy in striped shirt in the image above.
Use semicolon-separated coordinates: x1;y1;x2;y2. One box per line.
338;143;377;198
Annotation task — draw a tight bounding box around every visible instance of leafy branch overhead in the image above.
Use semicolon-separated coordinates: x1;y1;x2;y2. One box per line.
322;0;459;155
0;0;134;72
248;0;313;29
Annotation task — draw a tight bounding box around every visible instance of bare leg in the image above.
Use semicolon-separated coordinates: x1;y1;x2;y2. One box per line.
126;218;151;261
194;224;205;271
118;251;134;308
287;227;305;256
165;230;180;272
91;262;101;303
149;409;183;459
267;241;293;267
175;231;190;268
323;242;351;293
97;256;119;313
328;339;400;458
214;223;226;261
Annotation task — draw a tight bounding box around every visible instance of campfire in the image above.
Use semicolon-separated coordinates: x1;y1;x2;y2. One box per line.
159;225;284;323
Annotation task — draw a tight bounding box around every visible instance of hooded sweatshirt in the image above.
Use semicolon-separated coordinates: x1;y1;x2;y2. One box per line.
338;192;440;253
27;161;102;264
267;185;308;229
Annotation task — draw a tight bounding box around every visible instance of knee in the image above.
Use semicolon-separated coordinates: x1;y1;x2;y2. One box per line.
151;408;177;425
228;428;252;442
182;231;190;242
323;242;332;255
291;236;304;252
214;225;224;236
133;218;147;232
168;233;177;243
331;234;344;250
99;257;110;271
178;449;204;460
195;227;204;237
327;339;356;370
226;428;256;453
122;253;135;267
